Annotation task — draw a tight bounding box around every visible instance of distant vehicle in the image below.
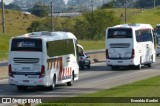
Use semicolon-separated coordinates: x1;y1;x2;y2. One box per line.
156;42;160;56
154;24;160;56
106;24;156;70
155;24;160;37
8;31;80;91
77;44;91;70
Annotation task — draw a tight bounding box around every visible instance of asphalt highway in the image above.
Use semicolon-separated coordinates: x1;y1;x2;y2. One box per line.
0;57;160;98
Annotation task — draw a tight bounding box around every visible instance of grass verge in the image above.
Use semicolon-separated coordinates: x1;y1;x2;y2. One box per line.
0;34;11;60
78;40;105;50
37;75;160;106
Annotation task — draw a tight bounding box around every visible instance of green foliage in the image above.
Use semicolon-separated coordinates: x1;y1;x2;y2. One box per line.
101;0;116;9
74;9;120;40
74;19;89;39
27;9;120;40
27;19;51;32
30;2;49;17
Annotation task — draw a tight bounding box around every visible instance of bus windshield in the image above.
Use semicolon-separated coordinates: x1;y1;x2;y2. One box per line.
11;38;42;52
108;28;132;38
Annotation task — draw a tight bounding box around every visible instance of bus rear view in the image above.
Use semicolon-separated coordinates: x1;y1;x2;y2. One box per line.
106;27;133;70
9;32;80;91
106;24;155;70
9;38;43;90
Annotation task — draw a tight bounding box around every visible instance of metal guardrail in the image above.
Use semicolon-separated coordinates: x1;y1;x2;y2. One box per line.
0;61;8;67
0;49;105;67
85;49;105;55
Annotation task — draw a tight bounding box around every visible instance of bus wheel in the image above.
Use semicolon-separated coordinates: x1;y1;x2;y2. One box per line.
136;64;141;70
17;86;28;91
49;75;56;90
87;61;91;69
136;58;142;70
136;62;142;70
67;71;74;86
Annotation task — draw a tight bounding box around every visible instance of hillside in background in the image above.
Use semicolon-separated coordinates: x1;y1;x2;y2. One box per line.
103;8;141;22
0;9;39;36
128;7;160;27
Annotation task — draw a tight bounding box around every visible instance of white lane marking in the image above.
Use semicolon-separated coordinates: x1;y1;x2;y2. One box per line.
76;67;160;87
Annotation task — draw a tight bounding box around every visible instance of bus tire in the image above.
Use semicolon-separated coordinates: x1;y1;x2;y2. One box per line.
49;75;56;90
87;61;91;69
67;71;74;86
146;55;153;67
136;64;141;70
136;58;142;70
17;86;28;91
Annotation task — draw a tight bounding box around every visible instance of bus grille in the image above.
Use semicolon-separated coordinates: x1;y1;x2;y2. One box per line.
13;58;39;63
110;43;130;48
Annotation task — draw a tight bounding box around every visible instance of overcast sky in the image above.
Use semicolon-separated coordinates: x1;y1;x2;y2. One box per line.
2;0;69;5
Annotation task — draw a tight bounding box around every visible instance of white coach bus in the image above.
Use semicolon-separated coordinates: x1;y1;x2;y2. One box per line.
8;31;80;90
106;24;156;70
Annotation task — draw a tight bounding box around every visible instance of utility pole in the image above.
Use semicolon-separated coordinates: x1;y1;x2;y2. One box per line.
1;0;5;33
124;0;127;23
51;0;54;31
154;0;156;9
91;0;94;39
91;0;93;14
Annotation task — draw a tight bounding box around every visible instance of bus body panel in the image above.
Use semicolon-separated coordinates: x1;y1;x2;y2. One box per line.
107;39;133;59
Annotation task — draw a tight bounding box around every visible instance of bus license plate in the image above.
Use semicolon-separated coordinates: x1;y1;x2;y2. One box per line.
28;75;38;78
23;80;29;83
118;61;123;63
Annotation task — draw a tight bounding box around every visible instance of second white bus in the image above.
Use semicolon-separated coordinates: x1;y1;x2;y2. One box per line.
106;24;156;70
